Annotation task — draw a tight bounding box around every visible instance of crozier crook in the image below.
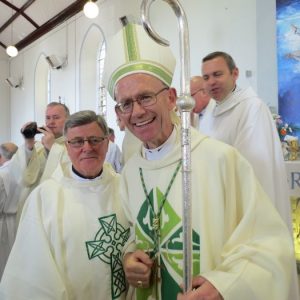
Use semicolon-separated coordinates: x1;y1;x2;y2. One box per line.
141;0;194;293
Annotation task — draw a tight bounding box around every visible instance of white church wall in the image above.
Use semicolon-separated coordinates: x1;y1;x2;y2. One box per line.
149;0;257;92
9;52;32;145
0;59;10;143
256;0;278;111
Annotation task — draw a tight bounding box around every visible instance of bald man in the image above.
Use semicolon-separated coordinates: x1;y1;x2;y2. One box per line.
0;143;18;166
0;142;18;279
190;76;213;129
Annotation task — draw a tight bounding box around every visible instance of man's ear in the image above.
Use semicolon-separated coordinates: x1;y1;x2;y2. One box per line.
103;137;110;154
168;87;177;109
169;87;177;98
233;67;239;80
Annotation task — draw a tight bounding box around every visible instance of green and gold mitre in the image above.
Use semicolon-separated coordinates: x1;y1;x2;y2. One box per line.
103;22;176;98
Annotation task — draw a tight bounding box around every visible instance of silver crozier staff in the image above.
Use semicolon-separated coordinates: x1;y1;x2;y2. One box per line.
141;0;194;294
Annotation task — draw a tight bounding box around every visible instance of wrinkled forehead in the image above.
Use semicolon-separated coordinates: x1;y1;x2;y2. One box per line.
66;121;104;137
114;73;166;100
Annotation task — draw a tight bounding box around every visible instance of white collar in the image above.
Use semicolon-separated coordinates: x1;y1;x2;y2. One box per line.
142;127;176;161
70;165;103;181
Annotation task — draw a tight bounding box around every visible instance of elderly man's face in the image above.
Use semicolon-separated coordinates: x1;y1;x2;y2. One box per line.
114;74;176;149
65;121;108;178
190;78;211;113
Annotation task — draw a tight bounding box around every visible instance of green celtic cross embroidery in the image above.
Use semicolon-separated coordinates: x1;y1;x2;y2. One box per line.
135;188;200;300
86;213;130;299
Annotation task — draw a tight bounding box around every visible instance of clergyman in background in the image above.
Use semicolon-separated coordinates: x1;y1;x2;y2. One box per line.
190;75;214;129
105;127;123;173
200;51;293;231
0;142;18;279
200;51;299;300
9;102;70;218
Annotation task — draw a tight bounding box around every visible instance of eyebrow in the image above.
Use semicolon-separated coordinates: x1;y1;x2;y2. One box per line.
46;114;61;117
118;90;154;101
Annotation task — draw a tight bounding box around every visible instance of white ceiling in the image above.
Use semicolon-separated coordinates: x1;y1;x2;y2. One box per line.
0;0;88;53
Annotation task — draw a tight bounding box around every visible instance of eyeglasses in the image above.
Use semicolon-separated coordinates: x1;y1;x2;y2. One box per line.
115;87;169;114
191;87;205;97
67;136;107;148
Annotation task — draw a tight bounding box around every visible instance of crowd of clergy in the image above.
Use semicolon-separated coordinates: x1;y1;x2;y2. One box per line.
0;22;299;300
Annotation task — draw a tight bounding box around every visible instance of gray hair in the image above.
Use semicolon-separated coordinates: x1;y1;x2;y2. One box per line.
0;143;18;160
47;102;70;117
202;51;237;73
64;110;109;136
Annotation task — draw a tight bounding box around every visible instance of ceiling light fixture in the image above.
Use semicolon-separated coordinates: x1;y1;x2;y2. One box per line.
6;45;18;57
6;5;18;57
83;1;99;19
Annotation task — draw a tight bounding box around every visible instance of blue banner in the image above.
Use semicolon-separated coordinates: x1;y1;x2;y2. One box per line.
276;0;300;139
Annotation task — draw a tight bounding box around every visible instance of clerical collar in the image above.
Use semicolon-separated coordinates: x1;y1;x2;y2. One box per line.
216;85;240;106
71;165;103;181
142;127;176;161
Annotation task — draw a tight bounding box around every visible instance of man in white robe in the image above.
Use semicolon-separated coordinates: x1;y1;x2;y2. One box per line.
9;102;70;218
200;51;292;229
0;111;130;300
106;127;123;173
200;51;299;300
106;140;123;173
0;143;18;280
103;23;295;300
0;143;18;166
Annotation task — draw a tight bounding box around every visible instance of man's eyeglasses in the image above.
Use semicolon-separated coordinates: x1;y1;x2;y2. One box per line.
115;87;169;114
191;88;205;97
67;136;107;148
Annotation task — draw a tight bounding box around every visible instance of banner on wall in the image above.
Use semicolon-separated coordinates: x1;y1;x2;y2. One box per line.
276;0;300;139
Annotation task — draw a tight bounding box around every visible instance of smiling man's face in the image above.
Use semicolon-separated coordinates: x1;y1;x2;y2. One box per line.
65;121;108;178
115;73;176;149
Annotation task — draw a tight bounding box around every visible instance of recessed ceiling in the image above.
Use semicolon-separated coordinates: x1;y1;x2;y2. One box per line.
0;0;90;53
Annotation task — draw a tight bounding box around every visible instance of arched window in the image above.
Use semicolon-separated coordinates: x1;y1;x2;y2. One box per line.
97;41;107;117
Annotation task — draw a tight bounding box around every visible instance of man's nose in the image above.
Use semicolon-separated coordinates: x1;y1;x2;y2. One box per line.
82;140;94;150
131;100;146;116
206;76;216;85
